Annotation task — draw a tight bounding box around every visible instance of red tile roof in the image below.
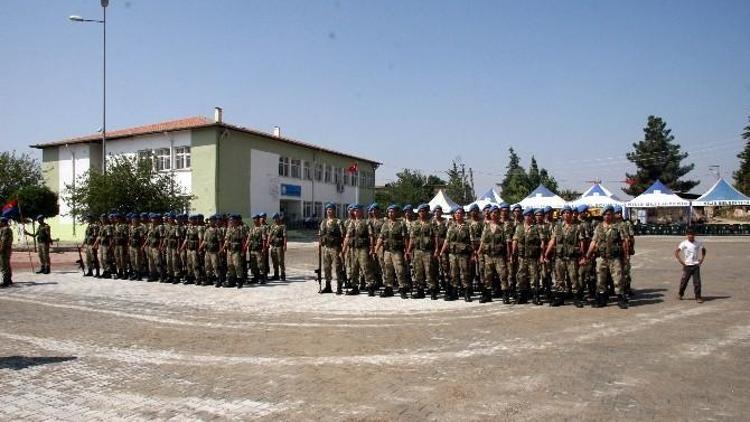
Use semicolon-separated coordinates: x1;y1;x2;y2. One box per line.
31;116;379;165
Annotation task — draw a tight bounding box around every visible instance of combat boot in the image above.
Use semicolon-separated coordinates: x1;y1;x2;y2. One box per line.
430;288;439;300
237;278;244;289
281;272;286;281
412;288;425;299
502;290;511;304
492;288;502;299
367;284;376;297
617;294;629;309
464;289;473;302
444;286;454;301
517;290;528;304
479;289;492;303
532;289;541;305
346;285;360;296
595;292;607;308
84;269;93;277
35;266;45;274
400;288;408;299
319;282;333;294
259;276;267;285
380;286;394;298
335;282;343;295
574;291;584;308
271;272;279;281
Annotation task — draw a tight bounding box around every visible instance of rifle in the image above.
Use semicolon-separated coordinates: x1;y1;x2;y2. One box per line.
75;245;85;274
314;240;322;292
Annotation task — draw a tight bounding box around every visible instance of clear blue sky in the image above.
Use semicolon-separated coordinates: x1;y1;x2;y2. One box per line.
2;0;749;196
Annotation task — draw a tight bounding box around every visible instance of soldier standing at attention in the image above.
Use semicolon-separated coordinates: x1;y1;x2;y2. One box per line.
508;204;523;295
478;206;511;303
200;215;223;287
375;204;408;298
83;214;100;277
512;208;546;305
24;215;52;274
468;204;484;293
585;205;630;309
94;214;115;279
432;205;450;293
545;206;586;308
405;203;436;299
367;203;385;288
180;215;204;285
111;213;129;279
576;205;595;300
268;213;287;281
163;214;182;284
342;206;356;288
401;204;415;289
246;214;267;286
318;203;345;294
144;214;165;282
440;207;474;302
342;204;372;296
258;212;271;279
0;217;13;288
615;205;636;295
128;214;145;280
541;206;556;299
223;214;248;288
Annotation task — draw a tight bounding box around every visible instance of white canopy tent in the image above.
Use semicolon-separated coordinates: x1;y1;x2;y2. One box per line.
464;188;506;211
428;189;460;213
569;183;624;208
625;180;690;208
518;184;566;209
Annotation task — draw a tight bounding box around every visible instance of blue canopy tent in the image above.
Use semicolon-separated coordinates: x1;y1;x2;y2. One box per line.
692;178;750;206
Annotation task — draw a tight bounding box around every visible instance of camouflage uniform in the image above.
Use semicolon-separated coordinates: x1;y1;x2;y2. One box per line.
97;222;115;277
224;224;247;285
0;222;13;285
32;223;52;273
379;219;408;291
432;217;450;289
592;222;627;297
128;223;146;279
164;223;184;282
247;224;266;283
113;221;129;278
577;216;595;297
514;222;546;301
620;218;635;293
145;222;165;281
368;216;385;284
480;221;510;294
268;223;287;280
409;219;436;292
319;217;345;292
469;218;484;289
184;224;204;283
202;225;223;284
346;219;373;292
551;222;585;295
83;221;100;276
445;221;474;297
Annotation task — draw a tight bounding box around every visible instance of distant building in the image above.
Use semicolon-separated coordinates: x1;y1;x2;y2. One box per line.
31;108;379;240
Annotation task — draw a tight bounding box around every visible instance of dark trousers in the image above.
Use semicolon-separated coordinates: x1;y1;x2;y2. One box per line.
679;265;702;297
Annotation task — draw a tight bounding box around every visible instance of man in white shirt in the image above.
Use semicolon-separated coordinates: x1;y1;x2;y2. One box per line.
674;229;706;303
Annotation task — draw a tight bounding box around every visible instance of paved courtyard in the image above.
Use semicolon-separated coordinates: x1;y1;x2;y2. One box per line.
1;236;748;421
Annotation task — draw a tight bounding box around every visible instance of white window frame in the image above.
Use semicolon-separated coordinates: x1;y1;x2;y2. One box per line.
303;201;312;218
314;163;323;181
278;156;290;177
155;148;171;172
303;161;312;180
314;201;323;219
174;146;191;170
334;167;342;185
324;164;332;183
291;158;301;179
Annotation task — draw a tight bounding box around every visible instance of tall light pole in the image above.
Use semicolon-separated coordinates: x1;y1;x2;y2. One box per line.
69;0;109;172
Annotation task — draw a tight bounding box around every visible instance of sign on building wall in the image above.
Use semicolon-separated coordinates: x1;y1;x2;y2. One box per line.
280;184;302;197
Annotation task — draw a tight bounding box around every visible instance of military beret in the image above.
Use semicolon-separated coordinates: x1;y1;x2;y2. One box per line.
188;214;198;220
0;217;8;223
252;214;260;219
100;213;108;218
452;206;465;214
482;204;492;210
490;205;499;212
561;205;573;214
534;208;544;215
272;212;281;219
139;212;149;219
602;205;615;214
468;204;479;212
522;208;534;216
512;204;522;211
402;204;413;211
207;214;217;220
109;213;119;219
613;205;623;213
230;214;241;220
131;214;140;220
325;202;336;210
543;206;553;214
417;203;430;211
387;204;399;211
577;204;589;213
36;215;45;220
499;203;510;210
351;204;362;211
369;203;380;210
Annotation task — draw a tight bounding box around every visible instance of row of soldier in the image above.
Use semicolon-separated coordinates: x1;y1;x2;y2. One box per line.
81;211;287;288
319;201;634;308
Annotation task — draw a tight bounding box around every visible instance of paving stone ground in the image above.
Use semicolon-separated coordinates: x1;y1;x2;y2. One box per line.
1;237;749;421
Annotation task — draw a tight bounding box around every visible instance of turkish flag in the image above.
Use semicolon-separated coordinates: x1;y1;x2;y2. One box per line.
346;162;358;173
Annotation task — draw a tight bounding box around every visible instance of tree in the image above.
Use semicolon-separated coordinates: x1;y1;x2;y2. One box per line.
558;189;582;202
734;116;750;196
528;156;541;187
500;148;530;204
445;158;475;205
624;115;698;196
64;156;192;218
14;185;59;220
374;169;445;206
0;151;43;203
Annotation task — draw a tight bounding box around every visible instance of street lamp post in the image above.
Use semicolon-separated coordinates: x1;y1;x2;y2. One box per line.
69;0;109;173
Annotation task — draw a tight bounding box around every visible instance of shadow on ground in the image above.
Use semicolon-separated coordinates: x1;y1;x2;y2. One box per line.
0;356;77;371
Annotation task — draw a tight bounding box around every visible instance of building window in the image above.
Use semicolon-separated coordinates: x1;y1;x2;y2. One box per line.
137;150;153;169
303;161;312;180
343;171;349;186
155;148;171;171
359;171;366;187
278;156;290;177
351;171;358;186
324;164;332;183
174;146;191;170
314;201;323;218
291;158;301;179
303;201;312;218
314;163;323;181
334;167;342;185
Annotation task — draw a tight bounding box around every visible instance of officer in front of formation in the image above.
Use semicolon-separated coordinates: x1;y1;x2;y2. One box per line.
23;215;52;274
0;217;13;287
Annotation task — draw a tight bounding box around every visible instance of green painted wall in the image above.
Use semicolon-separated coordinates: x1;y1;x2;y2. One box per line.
42;148;59;193
190;127;218;214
